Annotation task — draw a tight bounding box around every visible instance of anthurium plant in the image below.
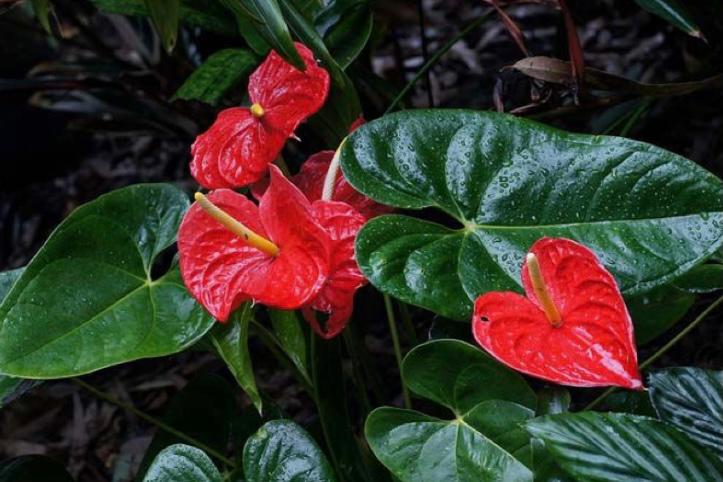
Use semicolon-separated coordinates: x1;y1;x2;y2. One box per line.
2;1;723;481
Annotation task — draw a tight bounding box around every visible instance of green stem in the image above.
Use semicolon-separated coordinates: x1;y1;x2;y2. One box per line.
583;293;723;411
384;10;493;115
384;294;412;408
72;377;235;468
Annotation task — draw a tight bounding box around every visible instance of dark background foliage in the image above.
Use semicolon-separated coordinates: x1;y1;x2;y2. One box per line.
0;0;722;480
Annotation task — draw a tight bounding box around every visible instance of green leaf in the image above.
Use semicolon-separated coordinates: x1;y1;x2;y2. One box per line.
527;412;723;481
136;374;236;478
0;268;23;300
626;284;695;344
269;309;309;384
142;444;221;482
403;339;537;412
536;387;571;416
675;264;723;293
243;420;337;481
634;0;704;39
0;184;214;378
224;0;304;69
143;0;180;52
208;304;262;413
649;367;723;459
174;49;256;105
0;455;74;482
315;0;372;69
91;0;237;37
343;110;723;320
365;340;536;482
30;0;52;34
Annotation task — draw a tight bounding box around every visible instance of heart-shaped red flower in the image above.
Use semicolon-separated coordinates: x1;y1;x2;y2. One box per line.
302;200;367;339
472;237;643;389
190;42;330;189
178;165;330;321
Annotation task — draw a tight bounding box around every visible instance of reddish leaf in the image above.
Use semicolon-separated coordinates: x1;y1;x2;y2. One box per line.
293;151;394;219
190;43;330;189
472;237;642;389
303;200;367;339
178;166;330;321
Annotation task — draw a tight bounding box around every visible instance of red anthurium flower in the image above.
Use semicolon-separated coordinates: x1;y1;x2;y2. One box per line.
472;237;643;389
191;42;330;189
302;200;367;339
178;165;330;321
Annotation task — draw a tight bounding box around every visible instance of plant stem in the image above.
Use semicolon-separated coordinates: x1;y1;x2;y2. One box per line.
72;377;235;467
384;294;411;409
583;293;723;411
385;10;493;115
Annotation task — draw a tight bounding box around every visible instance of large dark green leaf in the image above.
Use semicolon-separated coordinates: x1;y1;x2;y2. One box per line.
626;284;695;344
143;0;180;52
91;0;237;37
0;184;214;378
649;367;723;459
634;0;703;39
142;444;221;482
343;110;723;320
675;264;723;293
243;420;337;481
208;304;261;413
527;412;723;481
269;309;309;384
315;0;372;69
365;340;536;482
223;0;304;69
0;455;74;482
136;374;236;479
174;49;256;105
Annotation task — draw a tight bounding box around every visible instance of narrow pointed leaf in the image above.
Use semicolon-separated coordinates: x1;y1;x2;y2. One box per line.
649;367;723;459
30;0;52;34
142;445;222;482
343;110;723;320
144;0;181;52
527;412;723;481
243;420;337;481
634;0;703;39
208;304;262;413
269;309;309;383
0;184;214;378
174;49;257;105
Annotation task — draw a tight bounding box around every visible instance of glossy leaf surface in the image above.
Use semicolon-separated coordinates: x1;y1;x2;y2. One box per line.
243;420;337;481
675;264;723;293
315;0;373;68
0;184;214;378
527;412;723;481
269;309;309;383
174;49;256;105
366;340;536;482
208;304;262;412
142;444;221;482
343;110;723;320
649;367;723;458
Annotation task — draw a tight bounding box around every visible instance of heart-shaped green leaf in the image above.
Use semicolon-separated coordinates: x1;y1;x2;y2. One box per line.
365;340;536;482
343;110;723;319
527;412;723;481
0;184;214;378
0;455;74;482
142;444;221;482
243;420;337;481
649;367;723;459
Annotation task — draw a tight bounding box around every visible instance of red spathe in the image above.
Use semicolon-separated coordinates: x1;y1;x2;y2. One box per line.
472;237;643;389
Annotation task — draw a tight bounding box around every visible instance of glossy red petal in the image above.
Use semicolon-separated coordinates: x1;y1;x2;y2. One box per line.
293;151;394;219
472;237;642;389
249;42;330;136
191;108;287;189
253;165;331;309
178;189;270;321
303;200;367;339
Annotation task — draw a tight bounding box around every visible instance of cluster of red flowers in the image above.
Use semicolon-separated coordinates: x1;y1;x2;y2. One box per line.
179;43;388;339
178;42;642;389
